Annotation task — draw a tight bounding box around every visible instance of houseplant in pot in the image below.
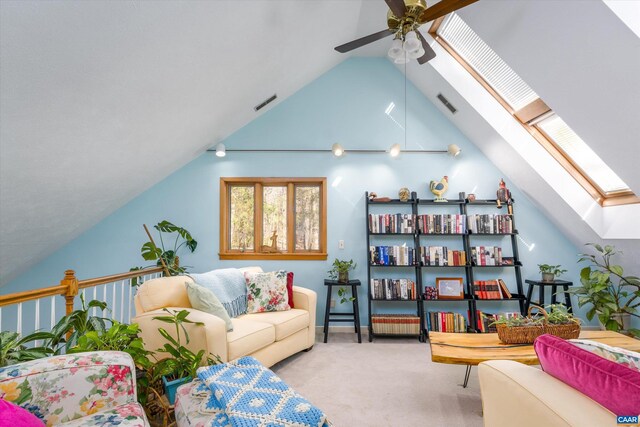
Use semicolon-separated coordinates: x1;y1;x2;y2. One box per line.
491;304;580;344
538;264;567;282
569;244;640;337
328;259;357;304
151;309;221;404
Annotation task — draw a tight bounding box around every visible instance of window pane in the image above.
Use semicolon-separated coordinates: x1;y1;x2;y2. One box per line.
263;186;287;251
295;186;320;251
437;13;539;111
230;186;254;251
537;115;629;194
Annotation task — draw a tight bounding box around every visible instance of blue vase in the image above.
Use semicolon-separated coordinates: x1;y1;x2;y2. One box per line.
162;375;192;405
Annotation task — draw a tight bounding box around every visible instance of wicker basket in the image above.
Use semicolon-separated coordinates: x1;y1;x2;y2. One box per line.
496;306;580;344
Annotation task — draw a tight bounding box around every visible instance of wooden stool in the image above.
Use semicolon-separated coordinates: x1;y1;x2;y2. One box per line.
323;279;362;343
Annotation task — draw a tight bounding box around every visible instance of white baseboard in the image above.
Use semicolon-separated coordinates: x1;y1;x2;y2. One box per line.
316;325;366;334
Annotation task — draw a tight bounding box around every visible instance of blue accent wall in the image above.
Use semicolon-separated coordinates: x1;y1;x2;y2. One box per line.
2;58;588;331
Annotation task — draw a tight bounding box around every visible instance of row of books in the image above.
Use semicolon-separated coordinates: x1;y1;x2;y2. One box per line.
472;279;512;299
419;246;467;266
473;310;520;333
467;214;513;234
418;214;467;235
426;311;467;333
470;246;504;266
370;278;418;300
369;245;416;266
368;214;415;234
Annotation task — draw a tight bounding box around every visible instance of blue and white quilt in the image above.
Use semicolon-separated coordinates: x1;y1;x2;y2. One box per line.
194;357;331;427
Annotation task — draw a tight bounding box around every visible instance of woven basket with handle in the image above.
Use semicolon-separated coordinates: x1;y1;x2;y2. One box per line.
496;305;580;344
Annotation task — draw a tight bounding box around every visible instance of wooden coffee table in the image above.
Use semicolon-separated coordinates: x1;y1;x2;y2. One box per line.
429;330;640;387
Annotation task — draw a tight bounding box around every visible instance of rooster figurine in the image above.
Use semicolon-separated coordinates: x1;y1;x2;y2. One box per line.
430;176;449;202
496;178;513;214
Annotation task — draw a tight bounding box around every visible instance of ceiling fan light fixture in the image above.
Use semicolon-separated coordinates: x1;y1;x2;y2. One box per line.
331;143;345;157
407;47;425;59
387;38;403;59
448;144;462;157
389;143;401;157
403;31;421;52
215;143;226;157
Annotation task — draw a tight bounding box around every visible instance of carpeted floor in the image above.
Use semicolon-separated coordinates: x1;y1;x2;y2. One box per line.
271;331;484;427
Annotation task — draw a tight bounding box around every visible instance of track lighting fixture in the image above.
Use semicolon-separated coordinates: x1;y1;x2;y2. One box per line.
215;143;226;157
447;144;461;157
331;143;345;157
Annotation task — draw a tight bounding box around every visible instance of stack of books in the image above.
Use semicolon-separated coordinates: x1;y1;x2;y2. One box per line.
418;214;467;234
369;245;416;266
473;279;512;299
426;311;467;333
471;246;503;266
467;214;513;234
419;246;467;266
370;278;417;300
368;214;416;234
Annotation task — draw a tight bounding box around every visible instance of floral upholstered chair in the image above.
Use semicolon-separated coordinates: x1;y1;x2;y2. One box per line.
0;351;149;426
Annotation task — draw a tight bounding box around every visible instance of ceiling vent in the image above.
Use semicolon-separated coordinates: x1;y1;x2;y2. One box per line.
254;94;277;111
437;93;457;114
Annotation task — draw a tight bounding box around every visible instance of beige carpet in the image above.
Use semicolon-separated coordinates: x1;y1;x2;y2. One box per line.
271;332;484;427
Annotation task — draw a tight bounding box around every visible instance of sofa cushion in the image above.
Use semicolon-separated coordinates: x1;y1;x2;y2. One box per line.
56;402;148;427
534;334;640;415
241;309;309;341
227;318;275;361
244;270;291;313
136;275;193;313
570;338;640;372
185;282;233;332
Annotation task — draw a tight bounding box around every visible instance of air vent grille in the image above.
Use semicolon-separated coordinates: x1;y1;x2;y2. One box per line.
254;94;277;111
437;93;457;114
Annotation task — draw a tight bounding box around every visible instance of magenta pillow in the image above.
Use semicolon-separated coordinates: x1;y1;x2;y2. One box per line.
534;334;640;415
286;272;294;308
0;399;45;426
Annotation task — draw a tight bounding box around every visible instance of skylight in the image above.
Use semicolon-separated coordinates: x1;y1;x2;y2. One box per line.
432;12;635;203
437;13;539;111
536;115;629;194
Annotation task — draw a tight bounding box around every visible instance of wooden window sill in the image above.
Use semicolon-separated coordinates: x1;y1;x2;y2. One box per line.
219;252;328;261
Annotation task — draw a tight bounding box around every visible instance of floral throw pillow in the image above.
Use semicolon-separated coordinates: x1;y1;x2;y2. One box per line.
570;339;640;372
245;270;290;313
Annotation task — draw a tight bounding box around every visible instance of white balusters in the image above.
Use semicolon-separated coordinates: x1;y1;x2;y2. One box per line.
17;303;22;335
103;285;107;315
50;296;56;329
112;283;116;320
120;281;124;323
128;279;133;324
34;300;40;346
92;286;97;316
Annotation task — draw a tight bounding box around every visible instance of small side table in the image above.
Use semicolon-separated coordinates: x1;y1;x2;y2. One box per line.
323;279;362;343
524;279;574;313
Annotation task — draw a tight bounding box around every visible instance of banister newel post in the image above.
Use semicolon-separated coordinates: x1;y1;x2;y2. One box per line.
61;269;78;316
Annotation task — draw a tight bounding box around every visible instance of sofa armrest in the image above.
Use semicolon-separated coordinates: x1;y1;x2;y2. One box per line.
134;307;229;363
292;286;317;348
479;360;614;427
0;351;136;425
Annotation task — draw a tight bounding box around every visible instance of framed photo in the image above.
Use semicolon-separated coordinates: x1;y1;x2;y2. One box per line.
436;277;464;300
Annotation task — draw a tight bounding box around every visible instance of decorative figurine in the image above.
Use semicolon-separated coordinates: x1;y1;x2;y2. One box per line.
496;178;513;214
368;192;377;201
468;193;476;202
398;187;410;202
260;230;280;253
429;176;449;202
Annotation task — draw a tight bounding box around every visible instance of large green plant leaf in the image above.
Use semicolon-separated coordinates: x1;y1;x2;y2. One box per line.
141;242;162;261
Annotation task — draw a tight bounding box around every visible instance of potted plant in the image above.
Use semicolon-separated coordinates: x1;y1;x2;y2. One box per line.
328;259;357;304
491;304;580;344
538;264;567;282
150;309;221;404
139;220;198;277
569;244;640;337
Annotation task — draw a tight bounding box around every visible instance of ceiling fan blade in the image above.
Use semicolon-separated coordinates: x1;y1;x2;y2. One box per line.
334;29;395;53
419;0;479;23
416;31;437;64
385;0;407;18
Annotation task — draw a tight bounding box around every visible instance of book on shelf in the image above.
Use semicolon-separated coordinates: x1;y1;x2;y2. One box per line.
471;246;504;266
368;213;415;234
370;278;417;300
369;245;415;266
419;246;467;266
426;311;467;333
471;310;520;332
467;214;513;234
417;214;467;234
473;279;513;299
371;314;420;335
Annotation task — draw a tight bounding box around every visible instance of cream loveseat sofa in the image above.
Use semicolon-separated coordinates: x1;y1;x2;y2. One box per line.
479;360;614;427
133;267;316;367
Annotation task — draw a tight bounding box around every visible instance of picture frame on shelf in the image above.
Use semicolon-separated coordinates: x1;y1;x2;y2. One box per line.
436;277;464;300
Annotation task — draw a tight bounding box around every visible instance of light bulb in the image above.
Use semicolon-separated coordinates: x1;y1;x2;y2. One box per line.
215;143;226;157
403;31;421;52
387;39;403;59
331;143;344;157
407;47;425;59
448;144;461;157
389;143;401;157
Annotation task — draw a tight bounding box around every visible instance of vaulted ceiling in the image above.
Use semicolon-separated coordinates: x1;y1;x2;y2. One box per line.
1;0;638;286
